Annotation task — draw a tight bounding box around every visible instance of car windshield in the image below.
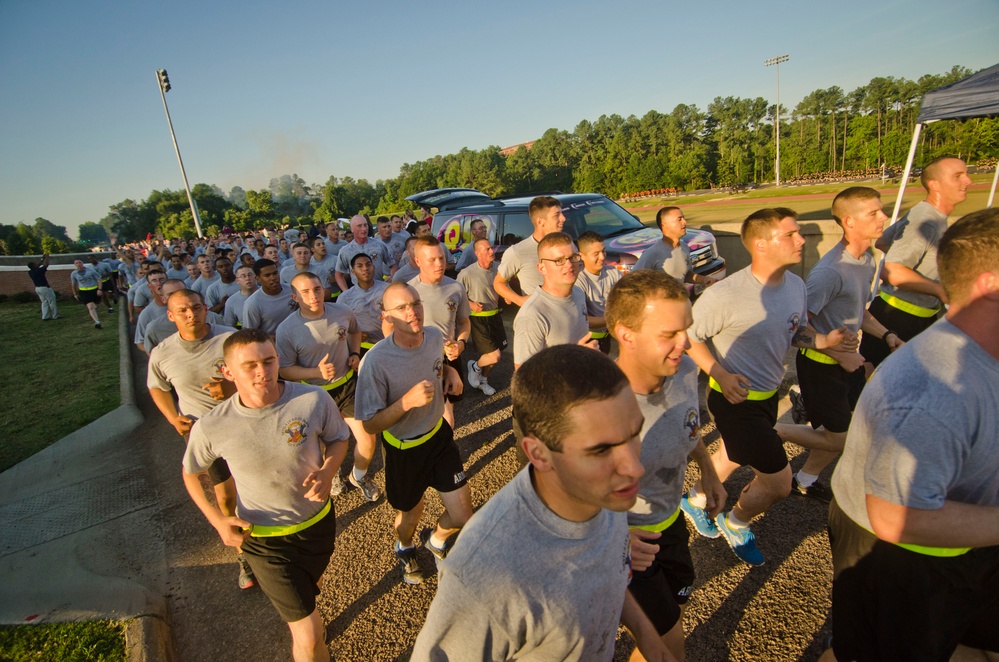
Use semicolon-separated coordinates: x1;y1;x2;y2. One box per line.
561;198;645;240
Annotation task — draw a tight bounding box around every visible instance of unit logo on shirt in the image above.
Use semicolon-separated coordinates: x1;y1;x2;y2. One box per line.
684;408;699;442
787;312;801;335
212;358;226;377
284;419;309;446
336;326;347;341
433;358;443;379
446;297;457;312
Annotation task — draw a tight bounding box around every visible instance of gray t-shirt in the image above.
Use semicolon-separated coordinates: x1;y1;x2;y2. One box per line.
276;304;359;386
184;384;349;528
280;264;312;286
391;262;419;284
309;255;339;291
70;266;102;290
376;234;406;267
497;235;543;296
354;327;446;440
223;290;252;328
832;319;999;533
134;300;167;346
805;242;875;334
457;262;500;311
191;273;220;297
689;266;807;392
130;280;153;307
204;279;240;309
243;285;295;336
408;276;470;342
335;240;393;285
881;201;948;310
629;356;701;527
513;286;590;366
147;325;237;417
412;466;631;661
336;281;389;340
165;266;188;281
144;311;225;352
634;239;691;282
575;266;622;332
324;238;348;258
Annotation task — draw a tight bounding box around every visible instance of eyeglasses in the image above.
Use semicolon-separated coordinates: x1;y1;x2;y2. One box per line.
384;300;423;313
540;253;582;267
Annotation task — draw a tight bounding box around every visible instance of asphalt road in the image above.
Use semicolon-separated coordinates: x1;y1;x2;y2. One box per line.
143;314;838;662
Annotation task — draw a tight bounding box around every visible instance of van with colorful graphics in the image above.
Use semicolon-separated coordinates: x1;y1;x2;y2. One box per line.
407;188;726;296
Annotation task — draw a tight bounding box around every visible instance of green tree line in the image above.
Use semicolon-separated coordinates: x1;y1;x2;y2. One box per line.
89;64;998;243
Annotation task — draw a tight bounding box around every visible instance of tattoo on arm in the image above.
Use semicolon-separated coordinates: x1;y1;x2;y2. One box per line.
792;328;815;348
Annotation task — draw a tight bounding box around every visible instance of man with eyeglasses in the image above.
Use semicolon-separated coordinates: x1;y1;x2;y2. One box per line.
354;282;471;586
513;232;596;371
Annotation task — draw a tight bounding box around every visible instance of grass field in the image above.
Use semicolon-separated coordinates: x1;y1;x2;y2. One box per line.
0;297;119;472
0;620;125;662
620;173;996;227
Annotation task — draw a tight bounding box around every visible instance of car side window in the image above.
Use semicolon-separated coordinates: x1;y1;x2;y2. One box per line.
500;213;532;246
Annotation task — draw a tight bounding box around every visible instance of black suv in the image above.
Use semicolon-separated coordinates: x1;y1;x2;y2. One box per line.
408;188;726;293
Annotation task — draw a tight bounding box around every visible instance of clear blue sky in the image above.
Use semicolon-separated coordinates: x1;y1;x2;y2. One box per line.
1;0;996;238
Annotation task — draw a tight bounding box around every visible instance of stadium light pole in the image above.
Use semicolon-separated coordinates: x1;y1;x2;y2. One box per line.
764;54;789;187
156;69;204;238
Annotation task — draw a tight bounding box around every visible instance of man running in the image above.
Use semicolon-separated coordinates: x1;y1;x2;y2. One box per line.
412;345;671;662
609;271;726;661
276;272;382;502
354;282;471;585
454;218;490;272
133;269;168;352
27;254;59;320
190;254;220;299
183;329;351;662
243;259;295;338
634;207;716;287
223;264;258;329
824;208;999;661
204;256;239;315
456;238;507;396
70;258;104;328
576;231;622;354
494;195;567;307
309;236;339;299
684;208;848;566
334;215;395;290
281;243;314;286
336;253;389;354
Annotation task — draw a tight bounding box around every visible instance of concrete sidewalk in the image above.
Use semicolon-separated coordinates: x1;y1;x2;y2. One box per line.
0;300;172;660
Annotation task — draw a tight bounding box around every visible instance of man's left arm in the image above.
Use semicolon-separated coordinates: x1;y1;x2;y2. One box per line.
791;324;854;352
620;590;675;662
866;495;999;549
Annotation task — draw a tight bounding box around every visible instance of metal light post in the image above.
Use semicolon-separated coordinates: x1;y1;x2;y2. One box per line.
156;69;204;238
764;54;789;187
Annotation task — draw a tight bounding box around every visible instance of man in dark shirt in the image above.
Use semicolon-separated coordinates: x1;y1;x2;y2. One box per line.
27;254;60;320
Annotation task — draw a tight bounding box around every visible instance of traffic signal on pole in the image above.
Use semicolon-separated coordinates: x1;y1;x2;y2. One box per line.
157;69;171;93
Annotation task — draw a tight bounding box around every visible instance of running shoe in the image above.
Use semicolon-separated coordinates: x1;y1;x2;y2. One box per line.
329;473;344;497
419;527;448;564
348;471;383;502
467;360;481;388
680;493;721;538
716;512;765;566
94;321;102;329
394;542;424;585
108;306;114;313
236;553;257;590
478;377;496;396
792;476;833;504
788;386;808;425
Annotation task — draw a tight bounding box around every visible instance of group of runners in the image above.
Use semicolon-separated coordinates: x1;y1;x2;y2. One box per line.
99;157;996;662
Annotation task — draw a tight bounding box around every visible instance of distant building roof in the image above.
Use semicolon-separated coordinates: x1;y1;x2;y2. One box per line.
499;140;536;156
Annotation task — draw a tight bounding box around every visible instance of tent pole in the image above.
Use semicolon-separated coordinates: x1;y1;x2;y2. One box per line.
988;162;999;209
888;122;923;225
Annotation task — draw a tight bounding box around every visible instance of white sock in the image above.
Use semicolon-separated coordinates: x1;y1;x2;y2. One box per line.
796;470;818;488
352;466;366;482
687;486;707;508
429;531;448;549
396;540;414;551
726;512;750;529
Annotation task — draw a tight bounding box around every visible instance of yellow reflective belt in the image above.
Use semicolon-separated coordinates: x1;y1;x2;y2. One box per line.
590;331;609;339
79;286;99;291
709;377;777;401
360;341;376;349
470;308;500;317
861;524;971;557
800;347;838;365
330;291;340;299
383;417;443;450
249;499;330;538
305;368;354;391
879;292;940;318
630;507;681;533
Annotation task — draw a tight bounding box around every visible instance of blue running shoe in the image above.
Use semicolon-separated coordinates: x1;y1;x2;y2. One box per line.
716;512;765;566
680;493;721;539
